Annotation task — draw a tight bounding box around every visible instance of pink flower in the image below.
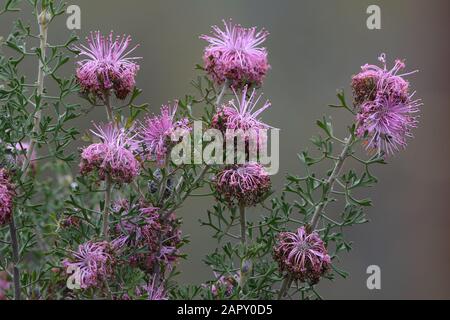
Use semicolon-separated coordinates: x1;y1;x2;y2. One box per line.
114;205;181;273
201;20;270;89
139;103;190;166
80;123;140;183
75;31;140;100
210;273;238;299
352;53;413;105
215;162;271;207
356;94;420;155
273;227;331;285
211;86;271;132
114;206;159;245
211;87;272;162
137;278;168;300
63;241;114;289
0;169;14;226
352;54;422;155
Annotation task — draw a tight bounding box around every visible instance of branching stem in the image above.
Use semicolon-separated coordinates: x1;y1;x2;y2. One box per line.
12;9;50;301
21;10;49;177
310;135;353;230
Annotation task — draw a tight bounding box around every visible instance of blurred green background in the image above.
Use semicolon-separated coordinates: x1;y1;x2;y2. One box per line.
1;0;449;299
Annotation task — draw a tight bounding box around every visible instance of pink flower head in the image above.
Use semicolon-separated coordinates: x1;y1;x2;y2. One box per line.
210;273;238;299
140;103;190;166
352;53;414;105
114;205;181;273
352;54;422;155
63;241;114;289
356;94;420;155
212;86;271;132
114;205;160;245
201;20;270;89
0;169;14;226
215;162;271;207
80;123;140;184
211;87;272;161
273;227;331;285
75;31;140;100
138;278;168;300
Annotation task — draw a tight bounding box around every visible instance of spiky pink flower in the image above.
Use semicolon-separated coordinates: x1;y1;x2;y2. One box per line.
273;227;331;285
211;87;272;161
352;53;412;105
0;169;14;226
139;103;190;166
114;205;159;244
0;271;10;300
210;273;239;299
352;54;422;155
80;123;140;183
215;162;271;207
114;205;181;273
63;241;114;289
137;278;168;300
211;86;271;132
201;20;270;89
75;31;140;100
356;94;420;155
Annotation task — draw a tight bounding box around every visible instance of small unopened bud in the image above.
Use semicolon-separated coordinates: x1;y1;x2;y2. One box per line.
241;259;253;275
51;267;61;274
38;10;52;26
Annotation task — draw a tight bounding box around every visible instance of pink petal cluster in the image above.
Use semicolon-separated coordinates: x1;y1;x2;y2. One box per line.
80;123;140;184
75;31;140;100
201;20;270;89
113;203;181;273
211;87;272;161
211;86;271;132
0;168;14;226
273;227;331;285
140;103;190;166
210;273;238;299
352;54;422;155
215;162;271;207
63;241;114;289
137;278;168;300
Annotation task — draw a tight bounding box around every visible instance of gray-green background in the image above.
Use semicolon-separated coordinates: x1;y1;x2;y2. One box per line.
1;0;449;299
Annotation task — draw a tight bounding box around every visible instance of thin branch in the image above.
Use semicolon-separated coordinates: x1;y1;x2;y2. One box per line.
102;175;112;241
310;135;353;230
20;9;50;178
9;215;21;300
